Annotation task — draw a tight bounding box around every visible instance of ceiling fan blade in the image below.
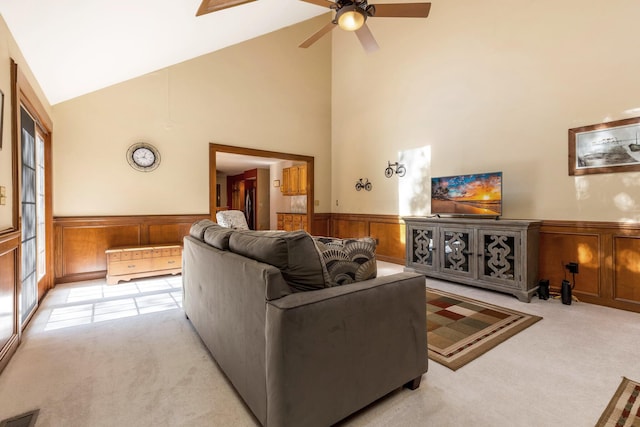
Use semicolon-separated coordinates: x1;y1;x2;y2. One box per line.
371;2;431;18
355;23;379;53
299;22;337;48
299;0;335;9
196;0;256;16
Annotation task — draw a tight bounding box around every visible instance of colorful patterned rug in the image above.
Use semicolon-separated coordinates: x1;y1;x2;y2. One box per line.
426;288;542;371
596;377;640;427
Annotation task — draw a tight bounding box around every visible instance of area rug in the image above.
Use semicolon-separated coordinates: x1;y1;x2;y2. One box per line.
595;377;640;427
426;288;542;371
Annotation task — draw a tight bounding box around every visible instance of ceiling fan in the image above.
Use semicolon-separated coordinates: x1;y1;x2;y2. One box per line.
195;0;431;53
298;0;431;52
196;0;257;15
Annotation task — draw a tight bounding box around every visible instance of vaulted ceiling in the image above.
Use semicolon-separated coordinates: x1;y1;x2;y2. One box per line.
0;0;327;105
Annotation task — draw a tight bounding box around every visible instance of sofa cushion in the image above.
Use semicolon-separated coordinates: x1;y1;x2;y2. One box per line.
203;225;234;250
189;219;217;241
229;230;328;292
313;236;377;286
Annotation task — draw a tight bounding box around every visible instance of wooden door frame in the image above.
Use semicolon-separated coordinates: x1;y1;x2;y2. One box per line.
209;144;314;228
1;59;53;372
11;59;54;326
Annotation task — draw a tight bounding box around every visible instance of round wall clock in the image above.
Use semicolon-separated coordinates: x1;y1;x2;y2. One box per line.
126;142;161;172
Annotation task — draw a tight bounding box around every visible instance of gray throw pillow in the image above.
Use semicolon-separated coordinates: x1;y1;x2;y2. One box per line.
203;225;234;250
313;236;377;286
189;219;217;240
229;230;328;292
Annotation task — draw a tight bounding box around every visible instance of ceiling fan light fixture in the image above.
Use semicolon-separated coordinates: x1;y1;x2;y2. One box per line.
336;5;366;31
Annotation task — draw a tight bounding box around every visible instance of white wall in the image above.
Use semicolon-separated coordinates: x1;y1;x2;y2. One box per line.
331;0;640;221
12;2;640;224
269;160;308;228
0;17;51;232
52;14;332;217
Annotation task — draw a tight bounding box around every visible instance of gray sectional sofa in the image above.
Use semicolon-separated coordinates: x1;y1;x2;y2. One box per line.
182;220;428;427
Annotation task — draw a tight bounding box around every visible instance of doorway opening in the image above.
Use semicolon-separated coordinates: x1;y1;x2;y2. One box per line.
209;144;314;231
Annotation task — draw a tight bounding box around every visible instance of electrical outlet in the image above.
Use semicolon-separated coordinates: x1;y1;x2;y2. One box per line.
0;186;5;196
565;262;579;274
0;196;6;205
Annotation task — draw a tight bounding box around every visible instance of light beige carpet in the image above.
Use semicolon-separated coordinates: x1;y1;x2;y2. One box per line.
0;277;259;427
4;270;640;426
596;377;640;427
426;288;542;371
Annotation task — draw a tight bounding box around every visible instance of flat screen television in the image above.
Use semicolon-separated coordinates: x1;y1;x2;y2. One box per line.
431;171;503;217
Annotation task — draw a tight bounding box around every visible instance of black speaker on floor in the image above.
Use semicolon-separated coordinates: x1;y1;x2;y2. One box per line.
537;279;549;300
561;279;572;305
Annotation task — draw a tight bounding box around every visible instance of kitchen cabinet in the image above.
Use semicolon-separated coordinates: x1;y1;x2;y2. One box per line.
280;165;307;196
276;213;308;232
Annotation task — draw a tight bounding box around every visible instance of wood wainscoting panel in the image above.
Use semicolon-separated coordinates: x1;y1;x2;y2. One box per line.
0;245;16;350
54;215;209;284
539;231;600;296
0;231;20;374
58;225;141;279
332;217;368;239
311;213;331;237
148;223;195;245
328;215;640;313
52;213;640;313
329;214;405;264
539;221;640;313
613;236;640;303
369;220;405;264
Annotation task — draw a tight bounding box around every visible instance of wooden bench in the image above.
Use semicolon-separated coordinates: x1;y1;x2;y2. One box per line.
105;244;182;285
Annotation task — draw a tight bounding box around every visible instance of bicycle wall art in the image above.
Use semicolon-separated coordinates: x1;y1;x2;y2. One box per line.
385;161;406;178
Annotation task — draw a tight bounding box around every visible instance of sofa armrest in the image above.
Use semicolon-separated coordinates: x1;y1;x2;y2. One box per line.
265;272;427;427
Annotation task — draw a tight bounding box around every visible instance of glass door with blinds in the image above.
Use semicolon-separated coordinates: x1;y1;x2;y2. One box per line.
20;106;46;325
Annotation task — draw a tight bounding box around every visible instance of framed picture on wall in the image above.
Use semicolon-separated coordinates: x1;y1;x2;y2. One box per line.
569;116;640;175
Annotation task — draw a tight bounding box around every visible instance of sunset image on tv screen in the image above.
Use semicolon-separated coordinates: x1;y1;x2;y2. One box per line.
431;172;502;216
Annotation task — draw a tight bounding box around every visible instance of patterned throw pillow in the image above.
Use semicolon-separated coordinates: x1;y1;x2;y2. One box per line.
313;236;377;286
